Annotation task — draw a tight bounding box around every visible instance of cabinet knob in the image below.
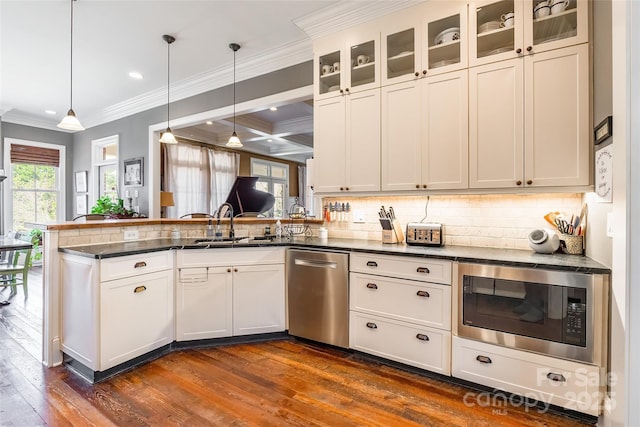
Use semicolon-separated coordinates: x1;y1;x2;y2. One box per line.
415;71;420;77
415;184;420;189
227;268;232;273
366;322;378;329
475;355;492;364
134;261;147;269
416;290;430;298
516;48;522;54
339;187;344;191
416;267;430;274
416;333;429;341
133;285;147;293
546;372;567;382
345;88;350;93
234;268;238;273
366;283;378;290
422;184;427;189
345;187;349;191
422;70;427;75
527;46;533;52
526;180;533;185
516;180;522;186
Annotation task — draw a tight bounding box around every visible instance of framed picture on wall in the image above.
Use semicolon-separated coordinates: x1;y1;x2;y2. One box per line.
76;194;88;215
75;171;87;193
124;158;143;187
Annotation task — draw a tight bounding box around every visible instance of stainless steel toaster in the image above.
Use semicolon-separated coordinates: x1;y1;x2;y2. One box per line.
405;222;443;246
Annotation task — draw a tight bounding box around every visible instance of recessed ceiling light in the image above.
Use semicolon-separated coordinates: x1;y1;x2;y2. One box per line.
270;106;278;111
45;110;56;115
206;121;213;125
128;71;143;79
268;139;273;142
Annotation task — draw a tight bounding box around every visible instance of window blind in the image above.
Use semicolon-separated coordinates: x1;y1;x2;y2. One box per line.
10;144;60;167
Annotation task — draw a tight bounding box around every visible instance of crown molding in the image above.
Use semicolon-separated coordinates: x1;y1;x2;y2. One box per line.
84;37;314;129
293;0;423;40
0;109;65;132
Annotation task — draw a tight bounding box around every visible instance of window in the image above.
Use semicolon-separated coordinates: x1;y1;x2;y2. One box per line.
251;158;289;218
92;135;119;202
2;138;65;232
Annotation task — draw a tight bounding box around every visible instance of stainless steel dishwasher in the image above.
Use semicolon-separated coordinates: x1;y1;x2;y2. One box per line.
286;248;349;348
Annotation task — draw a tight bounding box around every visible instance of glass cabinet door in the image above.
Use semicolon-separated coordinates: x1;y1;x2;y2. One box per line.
526;0;588;52
317;49;343;98
423;2;467;75
348;38;378;93
470;0;523;66
383;27;417;84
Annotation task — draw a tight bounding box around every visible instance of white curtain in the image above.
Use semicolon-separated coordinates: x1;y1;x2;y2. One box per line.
163;143;238;218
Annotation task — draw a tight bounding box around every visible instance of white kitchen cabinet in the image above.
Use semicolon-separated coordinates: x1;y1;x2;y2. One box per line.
380;0;467;86
382;69;468;191
469;44;589;188
175;248;285;341
176;267;233;341
349;253;452;375
452;336;603;416
314;89;380;193
60;252;174;373
469;0;589;67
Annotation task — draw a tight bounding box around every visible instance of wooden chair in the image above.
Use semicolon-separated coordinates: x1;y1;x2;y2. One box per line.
0;247;32;298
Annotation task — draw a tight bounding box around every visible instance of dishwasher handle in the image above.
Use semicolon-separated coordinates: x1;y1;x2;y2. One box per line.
294;258;338;269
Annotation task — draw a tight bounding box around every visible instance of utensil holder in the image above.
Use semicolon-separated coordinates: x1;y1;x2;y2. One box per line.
560;234;583;255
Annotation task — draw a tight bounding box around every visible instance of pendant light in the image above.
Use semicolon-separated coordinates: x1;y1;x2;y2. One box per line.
57;0;84;131
226;43;242;148
159;34;178;144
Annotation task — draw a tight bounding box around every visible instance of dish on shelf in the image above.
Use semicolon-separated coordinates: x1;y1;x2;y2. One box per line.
486;46;513;55
430;58;459;69
478;21;502;33
434;27;460;45
328;85;340;91
388;51;414;60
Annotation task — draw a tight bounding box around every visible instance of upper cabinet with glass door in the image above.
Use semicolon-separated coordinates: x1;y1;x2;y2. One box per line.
315;30;379;100
380;1;467;86
470;0;588;67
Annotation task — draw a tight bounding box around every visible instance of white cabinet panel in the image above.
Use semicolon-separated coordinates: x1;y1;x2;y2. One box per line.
314;96;347;193
350;253;452;284
350;311;451;375
346;90;381;192
100;251;173;282
100;269;174;371
233;264;285;336
176;267;233;341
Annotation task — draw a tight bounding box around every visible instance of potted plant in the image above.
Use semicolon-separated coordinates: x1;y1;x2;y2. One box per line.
90;196;138;219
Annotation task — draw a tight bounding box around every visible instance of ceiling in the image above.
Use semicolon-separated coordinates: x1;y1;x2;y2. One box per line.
0;1;419;162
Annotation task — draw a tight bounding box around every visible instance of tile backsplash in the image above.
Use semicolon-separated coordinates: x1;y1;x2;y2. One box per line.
321;193;583;250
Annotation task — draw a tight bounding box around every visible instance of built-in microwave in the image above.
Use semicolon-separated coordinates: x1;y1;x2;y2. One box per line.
455;263;609;366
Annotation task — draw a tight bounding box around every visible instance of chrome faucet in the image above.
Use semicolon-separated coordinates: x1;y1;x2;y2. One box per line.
216;202;234;239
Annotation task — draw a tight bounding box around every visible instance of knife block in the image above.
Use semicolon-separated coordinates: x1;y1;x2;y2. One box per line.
382;220;405;244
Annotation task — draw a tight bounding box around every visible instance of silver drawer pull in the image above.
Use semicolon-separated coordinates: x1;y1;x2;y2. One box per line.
134;261;147;269
546;372;566;382
416;267;430;274
415;333;429;341
366;283;378;290
416;290;430;298
134;285;147;293
475;355;492;364
366;261;378;267
366;322;378;329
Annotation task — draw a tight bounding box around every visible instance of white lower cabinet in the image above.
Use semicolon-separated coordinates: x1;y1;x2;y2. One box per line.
452;336;603;416
350;311;450;375
349;253;452;375
175;248;285;341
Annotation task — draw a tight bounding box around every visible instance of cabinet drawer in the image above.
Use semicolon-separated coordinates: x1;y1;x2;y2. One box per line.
350;272;451;330
100;251;173;282
176;248;284;268
350;311;451;375
350;253;451;284
452;337;602;416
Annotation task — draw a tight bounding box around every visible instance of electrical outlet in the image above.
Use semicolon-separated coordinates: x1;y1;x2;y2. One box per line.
134;190;139;198
352;210;365;223
124;230;139;241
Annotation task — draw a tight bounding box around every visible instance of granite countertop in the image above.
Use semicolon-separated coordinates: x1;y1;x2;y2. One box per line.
58;237;611;274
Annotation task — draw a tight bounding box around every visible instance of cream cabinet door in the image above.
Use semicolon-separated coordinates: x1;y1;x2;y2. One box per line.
469;58;524;188
524;44;589;187
314;96;346;192
176;267;233;341
232;264;285;336
381;80;422;191
346;89;381;192
421;69;469;189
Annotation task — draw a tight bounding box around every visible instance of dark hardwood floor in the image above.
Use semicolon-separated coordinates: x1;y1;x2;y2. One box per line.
1;267;592;426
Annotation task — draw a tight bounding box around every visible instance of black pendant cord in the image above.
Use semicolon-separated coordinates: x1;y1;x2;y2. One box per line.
166;38;170;128
232;47;236;133
69;0;75;110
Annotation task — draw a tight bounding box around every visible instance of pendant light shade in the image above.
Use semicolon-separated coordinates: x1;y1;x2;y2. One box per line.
160;34;178;144
226;42;242;148
57;0;84;131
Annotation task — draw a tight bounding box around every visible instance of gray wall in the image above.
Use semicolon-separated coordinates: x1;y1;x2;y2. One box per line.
73;60;313;217
0;121;74;220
